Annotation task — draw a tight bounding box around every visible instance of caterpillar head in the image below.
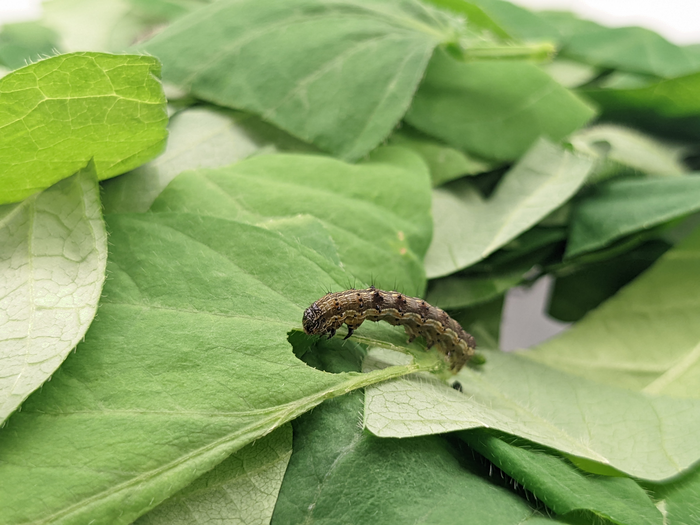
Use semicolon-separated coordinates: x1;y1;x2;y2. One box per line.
302;303;325;335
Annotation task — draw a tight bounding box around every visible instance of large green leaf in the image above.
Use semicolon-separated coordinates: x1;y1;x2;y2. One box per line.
0;153;435;525
425;139;593;278
364;348;700;481
461;432;662;525
406;49;596;162
272;390;563;525
0;162;107;425
0;52;168;204
141;0;460;160
136;424;292;525
581;72;700;143
529;226;700;398
566;177;700;258
102;106;314;214
150;148;432;294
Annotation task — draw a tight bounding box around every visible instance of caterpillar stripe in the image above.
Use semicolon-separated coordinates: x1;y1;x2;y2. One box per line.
302;287;476;372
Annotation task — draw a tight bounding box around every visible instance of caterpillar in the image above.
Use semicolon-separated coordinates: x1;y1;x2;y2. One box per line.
302;287;476;372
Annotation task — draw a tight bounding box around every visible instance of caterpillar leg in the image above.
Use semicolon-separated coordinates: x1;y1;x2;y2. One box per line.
404;326;420;345
343;319;364;340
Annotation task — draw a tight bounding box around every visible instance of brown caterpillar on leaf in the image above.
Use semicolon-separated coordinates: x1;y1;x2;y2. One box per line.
302;286;476;372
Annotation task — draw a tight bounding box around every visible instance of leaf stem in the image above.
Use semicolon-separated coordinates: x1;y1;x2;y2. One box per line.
461;42;556;62
328;359;438;399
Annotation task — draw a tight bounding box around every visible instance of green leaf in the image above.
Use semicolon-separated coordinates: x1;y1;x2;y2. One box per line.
569;124;689;182
0;52;168;205
549;240;670;322
566;176;700;258
141;0;459;160
272;391;563;525
450;294;505;350
150;148;432;294
424;0;512;40
537;10;700;80
426;273;521;310
0;153;434;525
646;464;700;525
560;25;700;79
0;162;107;425
467;226;567;274
461;431;663;525
101;106;315;214
0;22;61;70
529;226;700;398
128;0;213;22
540;58;600;89
406;48;596;162
467;0;560;42
581;72;700;143
364;347;700;481
425;139;593;278
388;127;493;186
135;424;292;525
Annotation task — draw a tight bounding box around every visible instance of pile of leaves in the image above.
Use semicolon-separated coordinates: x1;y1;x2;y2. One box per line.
1;0;700;523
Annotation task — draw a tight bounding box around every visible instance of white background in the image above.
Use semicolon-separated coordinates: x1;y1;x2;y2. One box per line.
2;0;700;44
